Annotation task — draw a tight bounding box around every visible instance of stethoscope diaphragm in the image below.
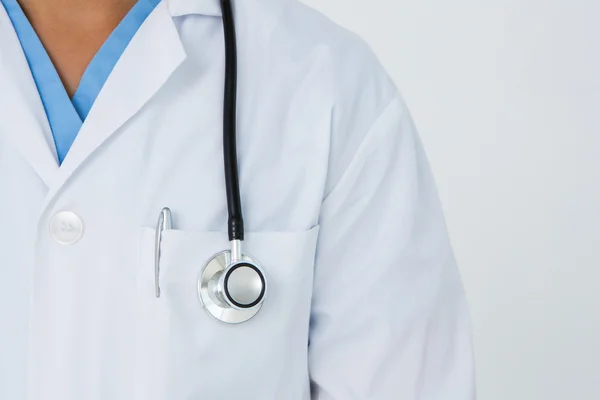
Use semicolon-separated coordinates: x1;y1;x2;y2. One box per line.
198;248;267;324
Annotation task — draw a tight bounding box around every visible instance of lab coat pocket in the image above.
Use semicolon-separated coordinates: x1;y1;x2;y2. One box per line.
134;225;320;399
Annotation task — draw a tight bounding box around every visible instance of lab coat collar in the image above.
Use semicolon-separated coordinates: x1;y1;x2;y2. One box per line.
165;0;223;17
43;0;186;203
0;3;60;186
0;0;192;189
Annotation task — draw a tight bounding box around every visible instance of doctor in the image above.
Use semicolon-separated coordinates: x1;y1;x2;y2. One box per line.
0;0;474;398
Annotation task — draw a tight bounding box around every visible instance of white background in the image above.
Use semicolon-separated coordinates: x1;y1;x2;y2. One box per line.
301;1;600;399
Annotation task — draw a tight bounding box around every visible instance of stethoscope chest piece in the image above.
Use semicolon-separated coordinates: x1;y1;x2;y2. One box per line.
198;249;267;324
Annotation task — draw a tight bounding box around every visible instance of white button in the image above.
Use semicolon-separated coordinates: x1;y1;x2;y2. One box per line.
50;211;84;245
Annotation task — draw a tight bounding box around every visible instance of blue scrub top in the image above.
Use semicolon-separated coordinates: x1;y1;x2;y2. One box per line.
0;0;161;164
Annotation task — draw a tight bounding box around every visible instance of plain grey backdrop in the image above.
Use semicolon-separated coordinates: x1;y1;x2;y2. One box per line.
301;1;600;399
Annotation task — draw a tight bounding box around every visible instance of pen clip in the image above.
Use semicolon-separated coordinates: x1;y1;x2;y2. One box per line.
154;207;172;298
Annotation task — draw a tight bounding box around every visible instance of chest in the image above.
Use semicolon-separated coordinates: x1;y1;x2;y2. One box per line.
0;4;341;397
0;51;332;399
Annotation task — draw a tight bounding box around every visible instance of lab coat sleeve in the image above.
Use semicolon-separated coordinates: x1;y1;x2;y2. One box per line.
308;91;476;399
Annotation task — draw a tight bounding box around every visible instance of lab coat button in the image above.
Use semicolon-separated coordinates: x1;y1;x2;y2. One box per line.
50;211;84;244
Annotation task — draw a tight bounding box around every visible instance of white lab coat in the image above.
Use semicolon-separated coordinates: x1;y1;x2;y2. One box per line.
0;0;475;398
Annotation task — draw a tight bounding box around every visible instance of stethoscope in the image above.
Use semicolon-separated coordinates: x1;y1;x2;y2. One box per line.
154;0;267;324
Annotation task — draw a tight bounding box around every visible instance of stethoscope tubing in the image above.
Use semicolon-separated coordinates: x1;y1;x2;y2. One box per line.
221;0;245;242
155;0;268;323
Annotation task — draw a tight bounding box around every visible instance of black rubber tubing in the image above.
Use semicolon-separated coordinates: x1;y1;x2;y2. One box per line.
220;0;244;241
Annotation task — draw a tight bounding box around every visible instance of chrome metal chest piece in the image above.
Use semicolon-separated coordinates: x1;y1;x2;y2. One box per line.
198;248;267;324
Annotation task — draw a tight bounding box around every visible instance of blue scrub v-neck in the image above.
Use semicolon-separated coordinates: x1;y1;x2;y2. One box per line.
0;0;161;164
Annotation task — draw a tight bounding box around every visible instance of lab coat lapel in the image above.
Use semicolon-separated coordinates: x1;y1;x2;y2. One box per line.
56;1;186;185
0;7;59;186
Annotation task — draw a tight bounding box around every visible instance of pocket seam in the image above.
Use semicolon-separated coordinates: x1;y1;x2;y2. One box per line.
137;225;321;284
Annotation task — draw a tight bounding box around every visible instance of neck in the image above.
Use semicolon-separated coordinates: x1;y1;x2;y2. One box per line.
17;0;138;24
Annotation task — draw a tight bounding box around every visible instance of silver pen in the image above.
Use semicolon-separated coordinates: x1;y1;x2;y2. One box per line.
154;207;172;298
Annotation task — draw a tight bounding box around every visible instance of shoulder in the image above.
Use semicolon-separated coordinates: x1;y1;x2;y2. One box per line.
242;0;406;195
271;1;402;191
244;0;397;99
279;1;396;94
